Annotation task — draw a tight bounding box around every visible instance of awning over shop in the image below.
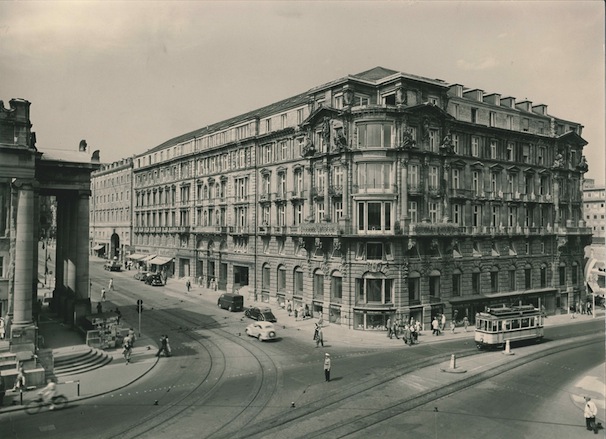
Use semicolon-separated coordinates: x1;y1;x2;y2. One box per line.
142;254;157;262
127;253;146;260
149;256;173;266
92;244;105;251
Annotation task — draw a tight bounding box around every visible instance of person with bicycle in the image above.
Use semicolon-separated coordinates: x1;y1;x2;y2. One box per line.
39;379;57;410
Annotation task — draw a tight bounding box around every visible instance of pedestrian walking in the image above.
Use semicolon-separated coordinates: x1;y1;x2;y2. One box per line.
156;334;170;357
108;278;114;292
391;318;400;339
122;336;133;364
115;307;122;325
286;300;292;317
463;316;469;332
450;320;456;333
386;317;392;338
440;313;446;332
314;323;324;347
198;275;203;287
186;279;191;292
323;353;331;382
101;288;106;302
165;335;172;356
96;302;103;314
0;317;5;340
128;328;136;347
432;317;441;335
584;396;598;433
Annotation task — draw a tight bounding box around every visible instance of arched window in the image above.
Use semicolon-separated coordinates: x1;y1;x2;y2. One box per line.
524;264;532;289
559;262;566;286
277;265;286;292
313;269;324;299
429;270;441;297
509;266;516;291
262;263;271;291
331;270;342;301
408;271;421;303
491;266;499;293
293;266;304;297
452;269;462;296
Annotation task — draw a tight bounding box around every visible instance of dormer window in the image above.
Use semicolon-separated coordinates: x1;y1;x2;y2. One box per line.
428;96;439;106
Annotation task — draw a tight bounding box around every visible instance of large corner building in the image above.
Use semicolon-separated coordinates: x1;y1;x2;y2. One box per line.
108;67;591;330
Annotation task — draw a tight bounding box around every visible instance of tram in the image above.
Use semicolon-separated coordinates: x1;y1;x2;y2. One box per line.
474;304;544;349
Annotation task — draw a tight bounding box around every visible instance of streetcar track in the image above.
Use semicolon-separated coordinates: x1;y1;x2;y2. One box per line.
234;334;603;439
109;304;280;439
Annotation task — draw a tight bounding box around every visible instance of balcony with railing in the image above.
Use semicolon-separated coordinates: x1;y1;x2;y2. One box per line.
449;188;473;199
299;221;351;236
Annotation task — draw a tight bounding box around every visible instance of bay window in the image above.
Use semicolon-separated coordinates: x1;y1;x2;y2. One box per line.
357;122;394;148
356;274;393;304
357;162;392;192
357;200;392;233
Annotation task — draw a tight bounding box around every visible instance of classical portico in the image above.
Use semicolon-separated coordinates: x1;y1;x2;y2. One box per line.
0;98;99;356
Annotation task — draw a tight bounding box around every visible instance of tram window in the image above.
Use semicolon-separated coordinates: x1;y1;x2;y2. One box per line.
529;317;535;326
502;320;509;330
521;318;530;328
498;321;503;331
511;319;520;329
491;321;498;332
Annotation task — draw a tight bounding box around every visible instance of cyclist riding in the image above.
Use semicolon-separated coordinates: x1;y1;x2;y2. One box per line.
39;379;57;409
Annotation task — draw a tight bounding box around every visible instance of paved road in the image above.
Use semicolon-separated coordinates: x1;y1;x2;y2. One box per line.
7;254;602;439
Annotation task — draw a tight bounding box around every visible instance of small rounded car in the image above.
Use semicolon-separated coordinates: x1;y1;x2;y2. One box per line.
134;271;150;281
244;307;277;323
245;321;277;341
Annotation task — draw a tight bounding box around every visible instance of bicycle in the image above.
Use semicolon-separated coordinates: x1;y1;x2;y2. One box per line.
25;394;69;414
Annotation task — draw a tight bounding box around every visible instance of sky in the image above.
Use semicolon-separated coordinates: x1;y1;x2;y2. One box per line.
1;1;604;184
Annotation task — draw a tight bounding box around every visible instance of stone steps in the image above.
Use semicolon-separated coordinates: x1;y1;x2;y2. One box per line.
52;345;113;377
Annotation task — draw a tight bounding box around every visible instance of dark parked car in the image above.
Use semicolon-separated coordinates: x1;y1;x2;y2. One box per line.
244;306;277;323
217;293;244;312
145;273;163;285
104;261;122;271
150;275;164;286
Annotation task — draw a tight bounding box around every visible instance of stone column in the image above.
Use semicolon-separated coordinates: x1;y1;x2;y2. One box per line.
66;195;77;294
76;191;91;300
54;196;66;294
11;179;37;344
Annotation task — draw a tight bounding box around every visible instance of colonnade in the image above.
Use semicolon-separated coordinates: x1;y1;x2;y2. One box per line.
9;179;91;346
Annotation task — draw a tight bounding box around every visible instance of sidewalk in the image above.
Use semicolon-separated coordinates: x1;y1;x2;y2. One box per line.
0;306;159;413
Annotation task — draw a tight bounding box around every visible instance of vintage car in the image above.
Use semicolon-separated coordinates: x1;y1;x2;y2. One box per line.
104;261;122;271
245;321;277;341
244;306;277;323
